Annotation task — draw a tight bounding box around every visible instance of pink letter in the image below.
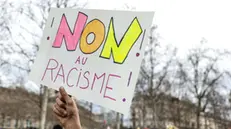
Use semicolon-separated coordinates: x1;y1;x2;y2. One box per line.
76;70;82;87
41;58;58;81
66;67;78;87
103;74;121;101
75;56;88;65
82;57;88;65
91;73;106;93
54;64;65;83
80;71;90;89
75;56;81;64
52;12;88;51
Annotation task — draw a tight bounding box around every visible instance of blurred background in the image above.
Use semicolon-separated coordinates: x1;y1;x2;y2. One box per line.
1;0;231;129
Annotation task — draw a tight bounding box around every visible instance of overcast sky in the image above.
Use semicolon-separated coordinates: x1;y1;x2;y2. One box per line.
86;0;231;53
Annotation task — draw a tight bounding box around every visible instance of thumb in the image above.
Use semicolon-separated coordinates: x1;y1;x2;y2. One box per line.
59;87;73;105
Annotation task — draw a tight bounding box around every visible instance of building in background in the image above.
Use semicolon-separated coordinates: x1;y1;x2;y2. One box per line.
128;93;231;129
0;87;102;129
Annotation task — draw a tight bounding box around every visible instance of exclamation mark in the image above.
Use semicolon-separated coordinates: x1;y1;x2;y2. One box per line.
51;17;54;27
139;29;146;50
127;72;132;87
136;29;146;57
47;17;54;40
123;72;133;102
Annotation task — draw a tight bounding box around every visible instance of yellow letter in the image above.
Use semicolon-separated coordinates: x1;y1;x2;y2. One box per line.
100;17;142;64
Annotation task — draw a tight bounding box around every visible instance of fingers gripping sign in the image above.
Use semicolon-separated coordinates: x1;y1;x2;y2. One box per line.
53;87;82;129
55;97;67;116
60;87;74;106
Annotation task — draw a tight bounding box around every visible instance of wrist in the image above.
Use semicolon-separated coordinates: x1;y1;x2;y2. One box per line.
64;122;82;129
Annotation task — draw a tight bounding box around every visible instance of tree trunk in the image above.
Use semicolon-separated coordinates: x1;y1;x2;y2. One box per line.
196;99;201;129
132;108;136;129
177;105;181;127
1;113;5;128
20;120;23;128
196;109;200;129
120;114;124;128
40;86;49;129
204;115;207;129
152;104;159;128
15;116;18;129
141;101;146;128
89;102;93;128
116;112;121;129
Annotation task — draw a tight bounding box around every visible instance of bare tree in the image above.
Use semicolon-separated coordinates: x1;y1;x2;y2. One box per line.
15;1;87;129
0;0;12;40
207;89;231;129
132;77;147;127
134;26;177;128
177;39;231;129
0;0;30;86
0;0;87;85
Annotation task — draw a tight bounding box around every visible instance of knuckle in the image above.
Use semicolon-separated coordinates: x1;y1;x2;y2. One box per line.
55;104;64;113
57;98;65;107
58;93;62;99
55;104;61;111
76;108;79;113
56;98;59;103
52;105;56;111
54;103;58;107
54;104;59;110
56;98;61;105
67;99;73;105
53;105;59;113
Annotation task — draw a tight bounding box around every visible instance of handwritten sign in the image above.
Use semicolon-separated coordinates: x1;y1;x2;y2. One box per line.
29;8;154;115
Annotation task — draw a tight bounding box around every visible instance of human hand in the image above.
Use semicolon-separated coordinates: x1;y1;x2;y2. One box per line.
53;87;82;129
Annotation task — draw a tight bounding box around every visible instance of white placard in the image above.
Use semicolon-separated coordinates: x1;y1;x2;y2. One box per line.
29;8;154;115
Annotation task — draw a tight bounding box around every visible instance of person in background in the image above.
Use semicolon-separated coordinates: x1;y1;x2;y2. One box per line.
53;87;82;129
